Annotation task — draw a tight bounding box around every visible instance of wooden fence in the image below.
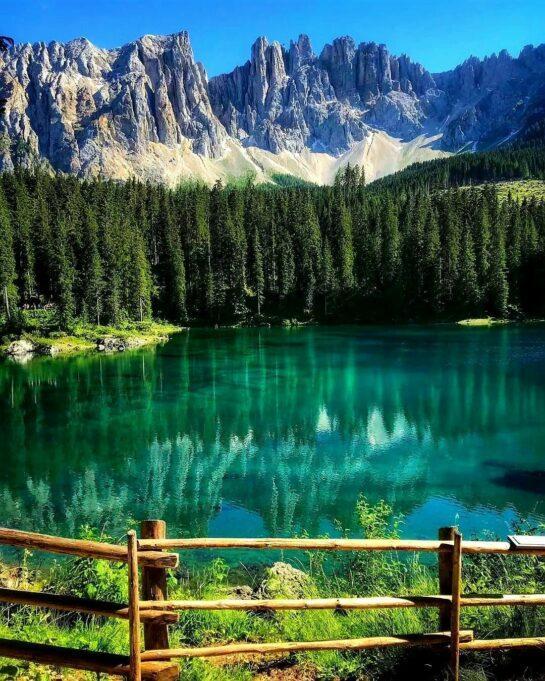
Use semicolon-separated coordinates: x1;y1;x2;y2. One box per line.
1;522;545;680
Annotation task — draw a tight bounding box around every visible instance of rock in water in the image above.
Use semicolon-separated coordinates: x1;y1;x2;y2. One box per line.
5;339;35;357
96;337;126;352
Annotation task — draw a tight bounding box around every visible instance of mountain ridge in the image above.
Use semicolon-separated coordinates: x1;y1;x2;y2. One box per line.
1;30;544;185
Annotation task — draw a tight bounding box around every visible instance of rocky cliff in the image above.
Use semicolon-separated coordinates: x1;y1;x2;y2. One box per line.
0;31;225;176
208;35;437;154
1;30;543;184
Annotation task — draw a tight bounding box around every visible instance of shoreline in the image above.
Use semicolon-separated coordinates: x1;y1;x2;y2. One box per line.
1;321;184;362
3;317;545;363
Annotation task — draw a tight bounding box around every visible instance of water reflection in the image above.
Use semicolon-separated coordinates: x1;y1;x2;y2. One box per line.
1;326;545;542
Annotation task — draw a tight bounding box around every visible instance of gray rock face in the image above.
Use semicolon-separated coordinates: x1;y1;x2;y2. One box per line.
208;34;438;154
210;35;545;155
1;30;544;180
434;44;545;150
0;31;226;176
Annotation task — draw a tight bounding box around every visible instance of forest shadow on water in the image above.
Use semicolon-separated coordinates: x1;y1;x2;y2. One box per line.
1;324;545;561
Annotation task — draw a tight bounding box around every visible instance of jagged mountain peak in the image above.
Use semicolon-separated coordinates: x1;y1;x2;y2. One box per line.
1;30;544;185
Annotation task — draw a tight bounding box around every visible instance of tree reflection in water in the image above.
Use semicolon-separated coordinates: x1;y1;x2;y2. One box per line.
1;325;545;549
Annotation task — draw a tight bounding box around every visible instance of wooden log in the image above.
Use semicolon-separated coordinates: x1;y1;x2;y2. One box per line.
139;592;545;612
141;520;170;652
138;537;449;552
438;527;455;630
138;551;178;568
450;530;462;681
0;638;178;679
461;541;545;556
138;535;545;556
141;630;474;661
128;531;142;681
0;527;178;567
460;637;545;650
460;594;545;606
0;587;177;623
139;595;451;611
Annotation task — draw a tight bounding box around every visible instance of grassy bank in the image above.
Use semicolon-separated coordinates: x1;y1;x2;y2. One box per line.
1;500;545;680
1;310;182;358
456;317;510;327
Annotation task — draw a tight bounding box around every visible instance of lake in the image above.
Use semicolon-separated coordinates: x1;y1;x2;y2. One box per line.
2;325;545;561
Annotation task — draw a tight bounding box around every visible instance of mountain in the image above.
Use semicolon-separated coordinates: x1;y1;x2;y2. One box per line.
1;30;544;185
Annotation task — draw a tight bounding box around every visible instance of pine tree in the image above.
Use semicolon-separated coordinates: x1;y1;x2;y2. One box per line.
380;195;400;288
0;186;17;319
329;189;354;291
488;207;509;317
294;195;321;313
403;194;427;310
423;208;442;315
320;237;334;316
80;206;104;324
12;176;36;304
474;194;491;293
100;187;123;325
456;225;480;314
250;225;265;316
441;194;461;305
128;223;153;322
52;216;75;328
163;199;187;323
32;174;54;303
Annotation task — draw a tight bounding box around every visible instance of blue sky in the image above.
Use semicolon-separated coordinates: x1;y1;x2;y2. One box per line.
2;0;543;76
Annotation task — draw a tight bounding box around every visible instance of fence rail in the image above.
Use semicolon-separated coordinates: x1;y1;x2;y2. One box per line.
0;523;544;681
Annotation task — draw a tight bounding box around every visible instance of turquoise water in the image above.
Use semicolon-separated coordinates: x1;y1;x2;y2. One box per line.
1;326;545;559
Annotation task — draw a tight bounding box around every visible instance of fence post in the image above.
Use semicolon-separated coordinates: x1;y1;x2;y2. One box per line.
450;529;462;681
438;526;455;630
127;530;142;681
141;520;170;651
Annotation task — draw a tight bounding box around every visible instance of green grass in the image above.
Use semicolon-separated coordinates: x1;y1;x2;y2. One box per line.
1;502;545;679
457;317;510;327
471;180;545;202
1;310;182;357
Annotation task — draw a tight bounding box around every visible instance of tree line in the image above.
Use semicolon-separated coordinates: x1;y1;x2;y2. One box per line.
371;142;545;194
1;163;545;328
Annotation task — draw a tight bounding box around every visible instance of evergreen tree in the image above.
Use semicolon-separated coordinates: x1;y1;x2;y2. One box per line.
128;222;153;322
52;216;75;328
380;195;400;288
423;208;442;315
1;162;545;329
0;186;17;319
162;197;187;323
330;191;355;290
295;196;321;312
80;206;104;324
456;225;480;314
488;207;509;316
12;176;36;304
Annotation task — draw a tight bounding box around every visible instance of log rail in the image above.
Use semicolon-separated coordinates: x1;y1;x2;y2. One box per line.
1;524;545;681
